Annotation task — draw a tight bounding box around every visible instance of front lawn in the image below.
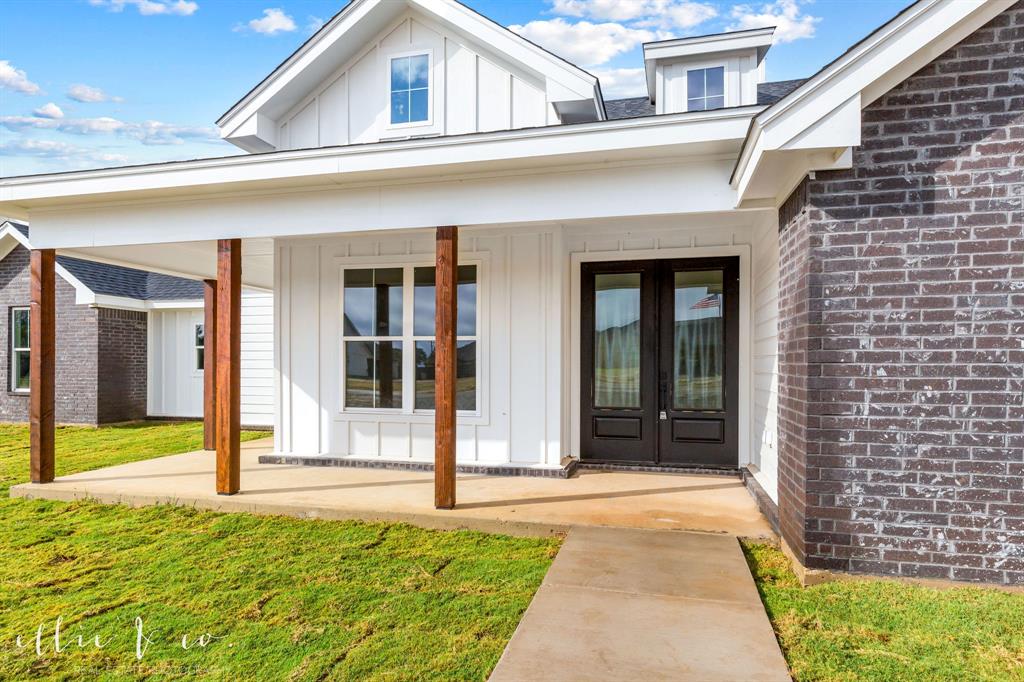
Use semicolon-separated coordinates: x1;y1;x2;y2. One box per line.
743;542;1024;682
0;422;560;680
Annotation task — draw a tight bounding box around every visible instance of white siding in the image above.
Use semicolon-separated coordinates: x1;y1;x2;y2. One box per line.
273;215;779;479
751;219;780;499
147;289;275;427
275;226;561;465
276;11;550;151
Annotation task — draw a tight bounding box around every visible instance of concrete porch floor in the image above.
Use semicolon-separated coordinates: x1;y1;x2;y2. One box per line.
10;438;774;538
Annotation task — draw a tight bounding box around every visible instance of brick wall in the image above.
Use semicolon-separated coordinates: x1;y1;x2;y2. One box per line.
96;308;148;423
777;2;1024;585
0;246;98;424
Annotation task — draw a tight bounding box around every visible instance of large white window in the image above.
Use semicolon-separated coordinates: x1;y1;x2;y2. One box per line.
389;53;430;126
10;307;29;392
687;66;725;112
341;264;478;413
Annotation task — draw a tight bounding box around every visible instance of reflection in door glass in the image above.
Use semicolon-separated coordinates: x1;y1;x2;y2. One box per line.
674;270;724;410
594;273;641;408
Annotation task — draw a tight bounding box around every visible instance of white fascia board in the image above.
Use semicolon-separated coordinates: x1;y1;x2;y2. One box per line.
732;0;1013;204
644;28;774;62
216;0;378;131
144;299;203;310
0;106;761;209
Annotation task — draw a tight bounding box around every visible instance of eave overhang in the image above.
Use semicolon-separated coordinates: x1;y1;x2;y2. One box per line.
730;0;1014;208
0;106;761;216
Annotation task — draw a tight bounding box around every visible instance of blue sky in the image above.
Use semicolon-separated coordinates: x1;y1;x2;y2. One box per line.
1;0;908;177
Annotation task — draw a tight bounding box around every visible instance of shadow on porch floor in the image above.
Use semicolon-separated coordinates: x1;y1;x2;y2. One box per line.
10;438;774;538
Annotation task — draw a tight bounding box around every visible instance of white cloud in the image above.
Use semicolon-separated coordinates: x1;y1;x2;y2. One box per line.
509;18;654;67
0;60;42;96
32;103;65;119
241;8;297;35
593;67;647;98
550;0;717;30
728;0;820;43
67;83;123;103
306;16;325;35
0;115;219;146
89;0;198;16
0;139;129;167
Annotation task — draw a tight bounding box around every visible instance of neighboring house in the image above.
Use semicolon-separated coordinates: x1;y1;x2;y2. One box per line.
0;0;1020;586
0;221;273;426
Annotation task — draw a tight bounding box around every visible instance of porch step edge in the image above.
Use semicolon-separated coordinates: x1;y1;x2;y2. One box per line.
258;454;579;479
576;461;741;477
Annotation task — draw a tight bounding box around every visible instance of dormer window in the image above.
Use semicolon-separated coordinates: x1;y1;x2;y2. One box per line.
687;66;725;112
390;53;430;126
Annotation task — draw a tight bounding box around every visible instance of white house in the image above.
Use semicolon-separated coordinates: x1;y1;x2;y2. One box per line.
3;0;1022;585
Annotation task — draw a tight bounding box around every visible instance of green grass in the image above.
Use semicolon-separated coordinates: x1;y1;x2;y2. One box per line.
0;422;560;680
742;542;1024;682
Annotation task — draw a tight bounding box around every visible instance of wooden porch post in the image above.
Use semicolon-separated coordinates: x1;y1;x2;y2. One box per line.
202;279;218;451
29;249;56;484
215;240;241;495
434;226;457;509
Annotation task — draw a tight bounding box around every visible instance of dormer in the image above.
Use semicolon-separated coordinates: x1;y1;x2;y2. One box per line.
217;0;604;153
644;27;774;115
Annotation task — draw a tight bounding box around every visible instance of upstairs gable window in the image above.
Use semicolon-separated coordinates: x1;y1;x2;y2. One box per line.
390;53;430;126
687;66;725;112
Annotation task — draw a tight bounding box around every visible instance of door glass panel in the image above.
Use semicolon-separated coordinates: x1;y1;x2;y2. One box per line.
673;270;724;410
593;272;641;409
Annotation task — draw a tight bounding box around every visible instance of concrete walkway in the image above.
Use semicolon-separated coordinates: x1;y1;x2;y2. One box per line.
9;439;773;538
490;526;791;682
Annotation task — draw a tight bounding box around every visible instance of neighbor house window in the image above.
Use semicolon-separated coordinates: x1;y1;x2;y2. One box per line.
195;323;205;371
687;66;725;112
390;53;430;125
10;307;29;392
341;264;478;413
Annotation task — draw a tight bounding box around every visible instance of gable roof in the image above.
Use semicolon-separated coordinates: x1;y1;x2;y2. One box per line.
731;0;1014;206
217;0;604;150
0;221;203;302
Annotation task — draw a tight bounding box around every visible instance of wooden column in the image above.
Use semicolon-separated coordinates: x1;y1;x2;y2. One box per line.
215;240;241;495
202;279;217;451
434;226;457;509
29;249;56;484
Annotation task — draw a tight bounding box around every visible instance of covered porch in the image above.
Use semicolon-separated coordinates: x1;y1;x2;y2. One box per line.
9;436;773;538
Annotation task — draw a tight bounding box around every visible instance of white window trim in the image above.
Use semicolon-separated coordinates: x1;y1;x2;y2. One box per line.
194;322;205;376
684;64;727;113
10;306;29;393
338;256;486;420
385;48;434;131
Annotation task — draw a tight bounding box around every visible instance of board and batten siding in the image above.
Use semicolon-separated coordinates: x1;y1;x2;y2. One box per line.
274;227;563;466
147;290;274;426
275;12;552;151
273;216;781;493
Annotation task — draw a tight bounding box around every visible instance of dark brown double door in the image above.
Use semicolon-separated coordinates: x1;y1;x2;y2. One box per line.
580;257;739;468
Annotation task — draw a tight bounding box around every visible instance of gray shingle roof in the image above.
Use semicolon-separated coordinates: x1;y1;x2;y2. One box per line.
756;78;807;105
604;97;655;120
57;256;205;300
603;79;809;120
3;220;204;301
